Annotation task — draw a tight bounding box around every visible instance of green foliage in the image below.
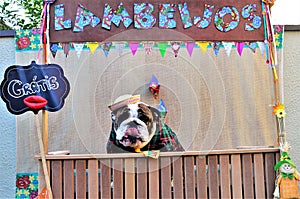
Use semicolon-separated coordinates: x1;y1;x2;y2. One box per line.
0;0;43;30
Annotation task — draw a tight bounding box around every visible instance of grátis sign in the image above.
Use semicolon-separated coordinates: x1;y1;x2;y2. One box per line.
0;61;70;115
50;0;265;42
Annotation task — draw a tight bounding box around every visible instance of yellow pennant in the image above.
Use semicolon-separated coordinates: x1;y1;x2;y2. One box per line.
142;150;160;159
196;41;209;54
86;42;99;54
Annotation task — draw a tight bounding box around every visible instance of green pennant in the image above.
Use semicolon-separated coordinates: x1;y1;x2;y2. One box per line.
157;42;168;58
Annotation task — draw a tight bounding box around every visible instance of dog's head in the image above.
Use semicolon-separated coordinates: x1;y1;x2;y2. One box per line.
110;97;160;151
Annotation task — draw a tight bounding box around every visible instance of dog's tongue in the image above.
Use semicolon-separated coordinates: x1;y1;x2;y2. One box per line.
125;127;139;136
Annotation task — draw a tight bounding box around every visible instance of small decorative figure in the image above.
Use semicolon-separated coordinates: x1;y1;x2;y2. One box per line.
273;151;300;199
149;75;160;99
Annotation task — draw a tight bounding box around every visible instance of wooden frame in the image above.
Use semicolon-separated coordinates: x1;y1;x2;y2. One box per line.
37;148;279;199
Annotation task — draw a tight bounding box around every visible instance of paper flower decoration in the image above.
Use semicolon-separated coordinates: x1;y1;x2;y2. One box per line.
273;102;286;118
149;75;160;99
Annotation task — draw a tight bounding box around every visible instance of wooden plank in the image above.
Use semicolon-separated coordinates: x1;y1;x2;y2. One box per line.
63;160;74;199
88;160;99;199
196;156;207;198
38;148;279;160
125;158;135;199
265;153;276;198
184;156;196;198
76;160;87;199
231;154;243;198
136;158;148;199
173;156;184;199
148;158;159;199
208;155;219;199
51;160;62;199
112;158;123;199
100;159;111;199
160;157;172;199
242;154;254;199
254;153;266;198
219;155;231;198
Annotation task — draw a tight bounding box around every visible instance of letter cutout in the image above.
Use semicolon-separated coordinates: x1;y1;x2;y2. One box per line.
242;4;262;31
214;6;239;32
73;4;101;32
159;4;177;29
54;4;71;30
134;3;156;29
194;4;214;29
178;2;192;29
102;3;132;30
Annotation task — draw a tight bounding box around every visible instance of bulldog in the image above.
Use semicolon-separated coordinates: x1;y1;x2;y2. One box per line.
106;95;184;153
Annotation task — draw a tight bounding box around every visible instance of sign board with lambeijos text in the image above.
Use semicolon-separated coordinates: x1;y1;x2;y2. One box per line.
50;0;264;42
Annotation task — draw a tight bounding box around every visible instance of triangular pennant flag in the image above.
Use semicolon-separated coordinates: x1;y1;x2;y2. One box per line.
115;42;125;56
170;42;181;57
128;42;139;55
248;42;257;53
72;42;85;58
222;42;234;56
257;42;265;56
61;42;70;57
236;42;245;56
196;41;209;54
35;187;49;199
86;42;99;54
185;42;195;56
142;150;160;159
212;42;221;56
143;42;154;54
50;43;59;58
157;42;168;58
101;42;112;57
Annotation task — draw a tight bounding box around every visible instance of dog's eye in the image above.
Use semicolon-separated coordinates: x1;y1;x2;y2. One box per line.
138;113;150;124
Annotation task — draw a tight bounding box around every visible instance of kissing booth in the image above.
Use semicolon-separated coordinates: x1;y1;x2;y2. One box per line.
2;0;290;198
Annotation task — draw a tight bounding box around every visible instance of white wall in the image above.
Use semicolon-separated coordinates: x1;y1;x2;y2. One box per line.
0;36;16;199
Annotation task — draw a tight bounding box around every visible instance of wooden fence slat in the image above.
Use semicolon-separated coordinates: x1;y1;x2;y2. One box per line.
219;155;231;199
149;158;159;199
173;156;184;199
160;157;172;199
196;156;207;198
208;155;219;199
51;160;62;199
184;156;196;198
125;158;135;199
242;154;254;199
88;160;99;199
100;159;111;199
76;160;87;199
63;160;74;199
265;153;276;198
113;158;123;199
136;158;148;199
231;154;243;198
254;153;266;198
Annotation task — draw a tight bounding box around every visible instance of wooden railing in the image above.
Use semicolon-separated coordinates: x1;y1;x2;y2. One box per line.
37;148;279;198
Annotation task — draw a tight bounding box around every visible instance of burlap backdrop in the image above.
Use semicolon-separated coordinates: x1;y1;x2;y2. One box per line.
16;46;279;172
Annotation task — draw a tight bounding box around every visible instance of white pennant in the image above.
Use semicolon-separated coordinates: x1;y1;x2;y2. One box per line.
72;43;85;58
222;42;234;56
115;42;125;56
257;42;266;57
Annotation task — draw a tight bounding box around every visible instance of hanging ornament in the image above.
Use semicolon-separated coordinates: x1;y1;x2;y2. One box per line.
212;42;221;56
143;42;154;54
157;42;168;58
196;41;209;54
50;43;59;58
115;42;125;56
248;42;257;53
222;42;234;56
170;42;181;57
158;99;167;119
185;42;195;56
149;75;160;99
86;42;99;54
128;42;139;55
101;42;112;57
236;42;245;56
61;43;70;57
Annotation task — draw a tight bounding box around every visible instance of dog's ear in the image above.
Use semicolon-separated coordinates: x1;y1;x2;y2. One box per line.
148;106;161;121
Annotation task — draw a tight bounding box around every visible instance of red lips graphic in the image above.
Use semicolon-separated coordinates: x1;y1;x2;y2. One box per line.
23;96;48;113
